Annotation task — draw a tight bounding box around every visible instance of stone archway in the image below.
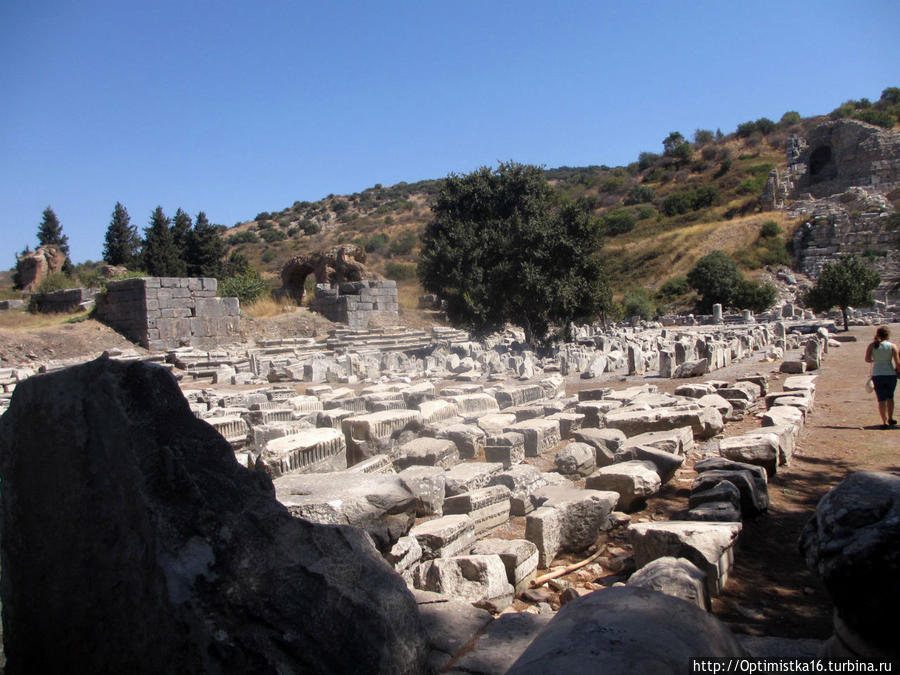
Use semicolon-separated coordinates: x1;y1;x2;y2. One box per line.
280;245;370;304
808;145;834;183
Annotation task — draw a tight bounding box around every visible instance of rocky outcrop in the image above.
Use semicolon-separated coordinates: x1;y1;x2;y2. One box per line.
0;357;427;674
14;244;66;292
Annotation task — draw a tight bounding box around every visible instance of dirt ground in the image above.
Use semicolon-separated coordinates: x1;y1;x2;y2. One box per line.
597;324;899;639
1;313;896;640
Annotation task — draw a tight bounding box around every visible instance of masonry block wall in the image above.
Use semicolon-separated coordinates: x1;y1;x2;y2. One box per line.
310;280;398;328
95;277;240;351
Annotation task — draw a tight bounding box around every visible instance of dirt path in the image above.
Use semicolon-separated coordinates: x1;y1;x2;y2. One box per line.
711;325;899;638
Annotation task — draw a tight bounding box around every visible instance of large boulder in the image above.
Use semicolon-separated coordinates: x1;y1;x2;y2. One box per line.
799;471;900;660
0;357;427;674
506;586;742;674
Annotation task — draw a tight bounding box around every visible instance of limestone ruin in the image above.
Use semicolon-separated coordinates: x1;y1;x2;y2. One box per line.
13;244;66;292
2;303;883;669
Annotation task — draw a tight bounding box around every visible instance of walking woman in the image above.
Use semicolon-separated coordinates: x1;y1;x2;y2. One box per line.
865;326;900;429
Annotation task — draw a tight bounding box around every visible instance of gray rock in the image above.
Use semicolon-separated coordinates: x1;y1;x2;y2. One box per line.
415;555;514;612
275;471;418;552
694;457;769;516
554;441;596;477
629;521;742;598
470;538;539;593
410;514;476;560
451;612;553;675
414;591;493;672
394;436;460;471
571;427;626;466
585;460;661;512
799;471;900;657
0;357;427;674
506;587;742;674
444;462;505;496
627;556;710;610
526;486;618;567
398;465;446;516
615;444;684;484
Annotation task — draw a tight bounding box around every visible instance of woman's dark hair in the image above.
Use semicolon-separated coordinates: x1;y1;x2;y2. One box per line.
875;326;890;341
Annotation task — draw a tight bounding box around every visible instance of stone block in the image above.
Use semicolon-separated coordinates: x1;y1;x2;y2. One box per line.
443;461;505;496
553;442;595;477
341;409;423;466
484;431;526;468
443;485;512;535
409;514;476;560
257;427;347;477
394;437;459;471
585;460;661;511
398;466;446;516
571;427;626;466
469;538;539;594
526;486;618;567
627;556;710;610
628;521;743;597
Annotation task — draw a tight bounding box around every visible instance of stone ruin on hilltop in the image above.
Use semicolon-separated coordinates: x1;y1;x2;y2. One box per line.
280;245;399;328
762;118;900;303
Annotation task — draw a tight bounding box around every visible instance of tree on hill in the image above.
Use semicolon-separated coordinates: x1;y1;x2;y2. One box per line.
102;202;140;266
171;208;193;251
687;251;742;313
37;206;70;257
186;211;226;278
36;206;73;272
141;206;182;276
803;256;881;331
417;162;611;346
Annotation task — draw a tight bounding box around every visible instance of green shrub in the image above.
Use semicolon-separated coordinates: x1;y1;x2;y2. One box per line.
661;186;718;216
638;152;660;170
693;129;714;145
731;279;776;312
219;273;268;304
364;232;390;253
854;109;896;129
261;249;277;263
384;262;417;280
622;287;656;320
714;159;732;178
624;185;655;205
260;229;286;243
636;204;656;220
255;212;271;222
602;209;636;235
599;176;625;192
389;230;417;256
227;230;259;245
36;272;75;294
737;176;767;195
657;275;691;300
830;104;854;120
779;111;801;126
760;221;781;237
300;220;321;235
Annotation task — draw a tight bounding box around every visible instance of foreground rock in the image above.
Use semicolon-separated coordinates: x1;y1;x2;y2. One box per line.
507;586;742;674
0;357;427;674
799;471;900;661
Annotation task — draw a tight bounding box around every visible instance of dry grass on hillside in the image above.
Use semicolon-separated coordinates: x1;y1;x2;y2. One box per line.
0;308;91;330
241;296;298;319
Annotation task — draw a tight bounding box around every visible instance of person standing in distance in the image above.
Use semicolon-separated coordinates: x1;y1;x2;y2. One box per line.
865;326;900;429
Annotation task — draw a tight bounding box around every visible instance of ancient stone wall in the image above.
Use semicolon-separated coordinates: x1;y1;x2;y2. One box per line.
310;279;399;329
95;277;239;351
30;287;97;313
789;187;900;302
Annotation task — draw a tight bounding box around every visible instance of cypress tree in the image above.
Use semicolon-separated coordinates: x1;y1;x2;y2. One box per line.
186;211;226;278
102;202;140;266
37;206;70;258
141;206;181;276
168;208;191;276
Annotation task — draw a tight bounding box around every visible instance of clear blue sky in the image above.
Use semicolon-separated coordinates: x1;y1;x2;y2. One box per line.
2;0;898;265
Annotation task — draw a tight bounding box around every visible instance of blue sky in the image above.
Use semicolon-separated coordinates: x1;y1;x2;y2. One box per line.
1;0;898;265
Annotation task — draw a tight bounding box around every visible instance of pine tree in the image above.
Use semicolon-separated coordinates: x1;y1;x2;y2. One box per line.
186;211;226;278
102;202;140;266
37;206;70;258
167;208;191;276
141;206;181;276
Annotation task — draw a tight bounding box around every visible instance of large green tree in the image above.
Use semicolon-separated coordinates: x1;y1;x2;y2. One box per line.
804;255;881;330
141;206;181;276
417;162;610;346
102;202;140;266
186;211;226;278
687;250;742;313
